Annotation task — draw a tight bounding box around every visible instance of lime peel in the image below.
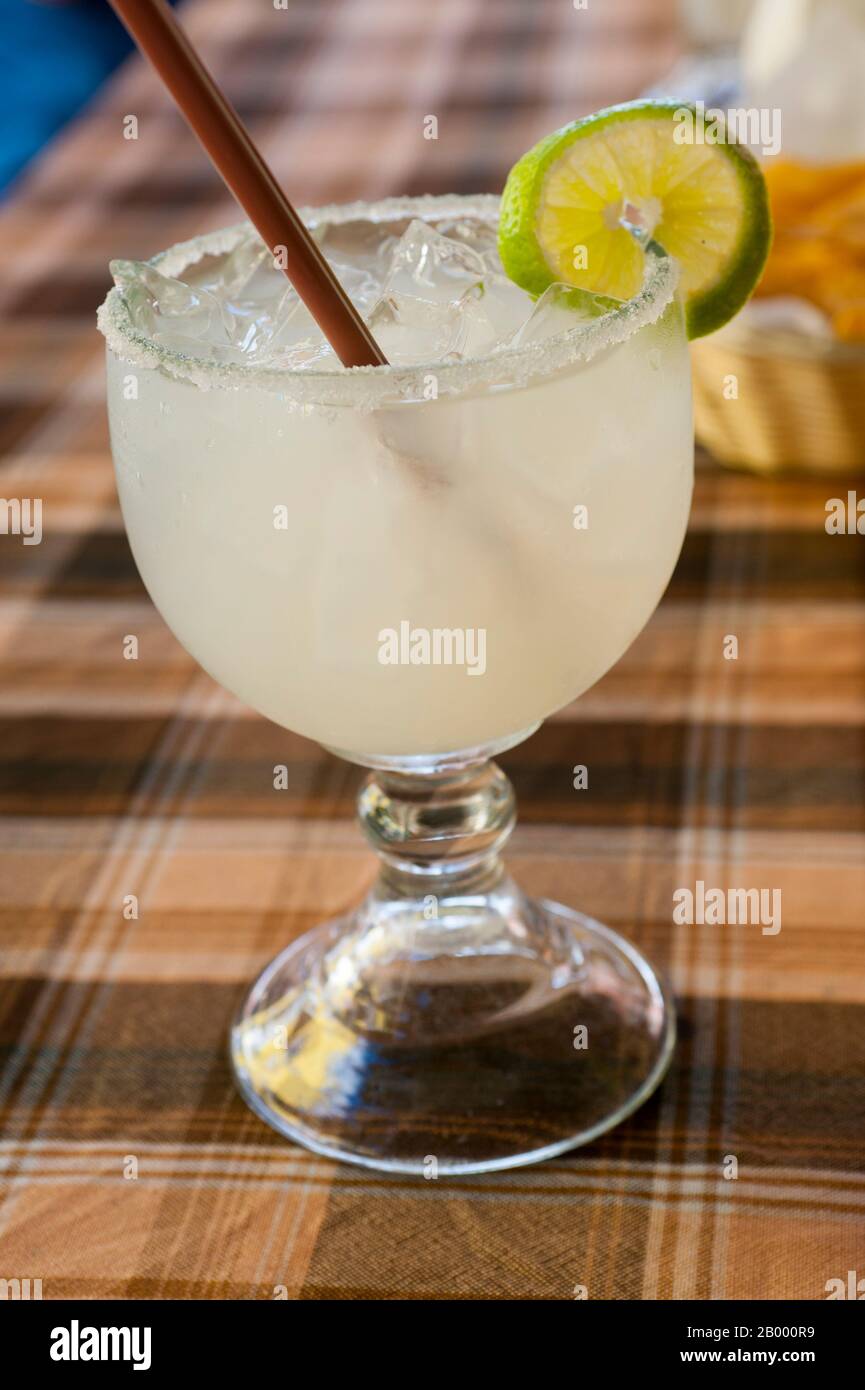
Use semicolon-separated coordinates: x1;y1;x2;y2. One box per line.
498;100;773;340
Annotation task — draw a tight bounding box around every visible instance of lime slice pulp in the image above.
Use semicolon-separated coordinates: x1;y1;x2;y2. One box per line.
498;100;773;339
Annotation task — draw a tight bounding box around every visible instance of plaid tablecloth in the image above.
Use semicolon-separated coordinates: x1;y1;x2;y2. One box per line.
1;0;863;1301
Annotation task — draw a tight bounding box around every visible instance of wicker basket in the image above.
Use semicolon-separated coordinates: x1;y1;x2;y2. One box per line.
692;320;865;476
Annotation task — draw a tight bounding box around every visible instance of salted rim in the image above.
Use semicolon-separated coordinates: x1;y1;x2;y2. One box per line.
96;193;679;406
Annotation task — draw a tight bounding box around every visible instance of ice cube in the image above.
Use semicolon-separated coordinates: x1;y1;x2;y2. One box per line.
110;251;343;369
366;292;467;365
316;219;399;278
432;215;508;279
453;283;510;359
467;274;535;348
238;288;339;369
479;242;507;277
382;219;487;304
219;232;271;299
206;235;298;355
433;215;501;261
266;338;339;371
206;231;381;357
223;282;292;357
110;259;232;353
508;282;620;347
329;261;382;314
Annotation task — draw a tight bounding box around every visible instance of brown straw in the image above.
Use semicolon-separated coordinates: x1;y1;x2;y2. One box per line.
107;0;388;368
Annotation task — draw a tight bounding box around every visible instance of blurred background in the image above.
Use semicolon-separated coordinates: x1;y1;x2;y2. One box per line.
2;0;690;198
1;0;139;195
0;0;763;196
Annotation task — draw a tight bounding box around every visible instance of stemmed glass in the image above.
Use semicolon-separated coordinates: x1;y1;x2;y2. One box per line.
101;195;693;1174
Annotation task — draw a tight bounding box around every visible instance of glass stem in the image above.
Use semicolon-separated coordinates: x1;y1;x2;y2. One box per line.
357;760;516;902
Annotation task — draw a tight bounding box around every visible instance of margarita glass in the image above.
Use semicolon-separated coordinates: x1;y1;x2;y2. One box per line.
100;194;693;1174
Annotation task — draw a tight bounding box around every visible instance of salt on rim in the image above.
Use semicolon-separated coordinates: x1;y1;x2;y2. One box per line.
97;193;679;408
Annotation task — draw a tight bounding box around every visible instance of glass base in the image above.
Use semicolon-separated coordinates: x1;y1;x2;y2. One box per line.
231;893;675;1176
